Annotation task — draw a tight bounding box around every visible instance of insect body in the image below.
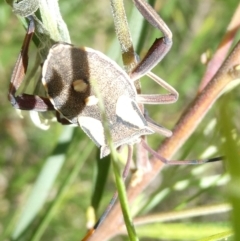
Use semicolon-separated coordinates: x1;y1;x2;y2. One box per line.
42;43;154;157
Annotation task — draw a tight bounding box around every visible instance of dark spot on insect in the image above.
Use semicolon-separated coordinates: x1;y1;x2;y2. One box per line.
43;44;91;123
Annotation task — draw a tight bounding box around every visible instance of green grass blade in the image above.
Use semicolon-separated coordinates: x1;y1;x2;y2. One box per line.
112;155;139;241
29;129;94;241
135;222;230;240
11;126;74;239
91;153;111;213
197;230;233;241
218;95;240;241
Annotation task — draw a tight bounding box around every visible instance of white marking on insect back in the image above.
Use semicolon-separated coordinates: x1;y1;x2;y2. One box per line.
41;49;52;88
116;95;146;128
100;146;111;158
78;116;105;146
85;95;99;106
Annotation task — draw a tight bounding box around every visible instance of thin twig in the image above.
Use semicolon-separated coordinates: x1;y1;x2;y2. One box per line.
198;3;240;92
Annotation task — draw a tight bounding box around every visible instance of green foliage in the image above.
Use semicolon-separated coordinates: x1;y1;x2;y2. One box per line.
0;0;239;241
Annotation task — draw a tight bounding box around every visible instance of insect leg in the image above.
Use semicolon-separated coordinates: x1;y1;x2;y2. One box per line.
130;0;172;80
145;114;172;137
141;139;223;165
135;72;178;135
137;71;178;105
8;15;54;111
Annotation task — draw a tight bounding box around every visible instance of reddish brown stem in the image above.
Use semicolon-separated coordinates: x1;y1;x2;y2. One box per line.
198;3;240;92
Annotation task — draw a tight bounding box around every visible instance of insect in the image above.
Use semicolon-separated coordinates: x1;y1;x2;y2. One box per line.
8;1;223;240
9;0;179;161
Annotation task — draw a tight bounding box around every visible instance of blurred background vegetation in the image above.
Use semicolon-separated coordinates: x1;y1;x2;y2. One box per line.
0;0;239;240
